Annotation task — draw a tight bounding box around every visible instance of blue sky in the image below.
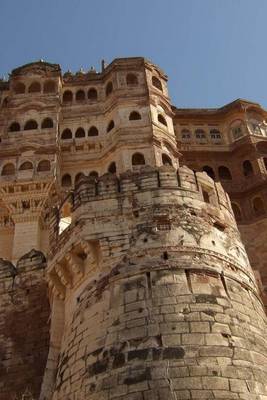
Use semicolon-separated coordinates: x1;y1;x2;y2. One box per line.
0;0;266;108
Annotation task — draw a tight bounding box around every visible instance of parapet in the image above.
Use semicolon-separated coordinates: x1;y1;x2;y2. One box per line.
71;165;233;216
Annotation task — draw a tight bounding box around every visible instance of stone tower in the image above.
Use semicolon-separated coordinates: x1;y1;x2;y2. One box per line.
41;166;267;399
0;58;267;399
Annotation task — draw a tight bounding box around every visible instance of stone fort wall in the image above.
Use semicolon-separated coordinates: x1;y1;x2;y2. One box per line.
40;166;267;399
0;250;50;400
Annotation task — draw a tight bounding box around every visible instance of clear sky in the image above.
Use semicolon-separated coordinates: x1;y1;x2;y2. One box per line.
0;0;266;109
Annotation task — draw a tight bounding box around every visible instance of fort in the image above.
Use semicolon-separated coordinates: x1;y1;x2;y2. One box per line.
0;57;267;399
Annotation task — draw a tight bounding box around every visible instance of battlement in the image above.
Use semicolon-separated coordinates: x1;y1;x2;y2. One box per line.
49;165;234;252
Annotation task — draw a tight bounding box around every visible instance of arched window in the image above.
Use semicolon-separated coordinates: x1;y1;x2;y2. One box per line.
231;120;244;140
61;129;72;139
107;120;115;133
152;76;163;91
210;129;221;139
28;82;41;93
202;165;215;180
63;90;73;103
37;160;51;172
44;80;56;93
243;160;254;177
89;171;99;178
132;153;145;166
76;90;85;102
162;154;172;166
218;166;232;180
88;126;99;137
195;129;206;139
158;114;167;126
41;118;53;129
126;73;138;86
129;111;141;121
75;127;85;138
24;120;38;130
14;82;25;94
88;88;97;100
75;172;84;184
108;162;116;174
1;163;15;176
2;97;8;107
106;81;113;97
232;203;242;222
253;197;265;216
62;174;72;187
9;122;20;132
181;129;191;140
19;161;33;171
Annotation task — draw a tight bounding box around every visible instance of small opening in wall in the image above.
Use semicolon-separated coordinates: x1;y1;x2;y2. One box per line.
213;221;225;231
203;190;210;204
163;251;168;260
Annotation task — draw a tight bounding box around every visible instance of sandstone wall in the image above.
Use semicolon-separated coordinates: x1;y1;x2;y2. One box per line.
0;250;50;400
239;219;267;307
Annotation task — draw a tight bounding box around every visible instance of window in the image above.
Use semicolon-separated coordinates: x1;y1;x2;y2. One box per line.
76;90;85;102
126;73;138;86
132;153;145;166
232;203;242;222
202;165;215;180
181;129;191;140
24;120;38;130
9;122;20;132
75;127;85;138
231;120;244;140
218;166;232;180
203;190;210;204
1;163;15;176
14;82;25;94
210;129;221;139
253;197;265;216
88;126;99;137
106;81;113;97
108;162;116;174
28;82;41;93
37;160;51;172
62;174;72;187
263;157;267;171
152;76;163;91
41;118;53;129
129;111;141;121
19;161;33;171
158;114;167;126
44;80;56;93
2;97;8;107
63;90;73;103
243;160;254;177
88;88;98;100
195;129;206;139
107;120;115;133
162;154;172;166
89;171;99;178
75;172;84;185
61;129;72;139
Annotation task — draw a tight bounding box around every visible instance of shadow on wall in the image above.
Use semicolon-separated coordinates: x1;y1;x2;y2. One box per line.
0;249;50;400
